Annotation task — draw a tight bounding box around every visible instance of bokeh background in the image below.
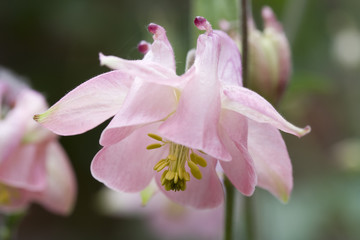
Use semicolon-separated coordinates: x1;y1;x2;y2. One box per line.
1;0;360;239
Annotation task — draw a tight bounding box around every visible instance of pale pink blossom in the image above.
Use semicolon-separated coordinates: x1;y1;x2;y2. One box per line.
35;17;310;208
0;68;76;215
96;183;223;240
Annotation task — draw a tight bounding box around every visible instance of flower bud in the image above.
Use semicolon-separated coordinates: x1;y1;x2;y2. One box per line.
247;6;292;105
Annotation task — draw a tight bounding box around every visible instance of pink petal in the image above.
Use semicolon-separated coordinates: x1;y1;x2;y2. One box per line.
100;79;176;146
92;123;166;192
144;23;176;71
32;142;76;215
34;70;131;136
248;120;293;202
214;30;243;87
262;6;283;32
0;142;47;191
222;85;311;137
99;54;180;86
159;34;231;161
156;157;224;209
0;89;47;162
219;110;257;195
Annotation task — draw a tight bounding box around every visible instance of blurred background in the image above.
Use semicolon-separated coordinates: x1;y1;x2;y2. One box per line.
1;0;360;239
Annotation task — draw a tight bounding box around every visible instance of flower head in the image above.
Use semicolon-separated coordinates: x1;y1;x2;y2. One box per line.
35;17;310;208
0;67;76;214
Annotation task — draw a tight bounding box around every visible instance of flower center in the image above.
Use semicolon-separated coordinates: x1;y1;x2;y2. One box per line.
0;184;12;205
146;133;207;192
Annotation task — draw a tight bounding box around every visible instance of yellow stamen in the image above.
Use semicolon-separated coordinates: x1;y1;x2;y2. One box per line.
147;133;163;142
184;172;190;181
165;171;175;180
153;159;168;171
155;161;169;172
190;153;207;167
168;155;176;161
146;143;163;150
190;168;202;180
0;184;12;205
174;173;179;184
178;168;184;180
188;160;199;172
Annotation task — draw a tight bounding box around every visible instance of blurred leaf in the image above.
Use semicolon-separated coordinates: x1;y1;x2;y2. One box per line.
285;72;334;97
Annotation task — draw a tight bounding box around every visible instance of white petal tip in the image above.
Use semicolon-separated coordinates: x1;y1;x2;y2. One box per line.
99;52;105;66
298;125;311;138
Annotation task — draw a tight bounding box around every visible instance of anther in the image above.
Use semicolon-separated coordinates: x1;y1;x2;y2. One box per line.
153;159;166;170
174;173;179;184
190;153;207;167
146;143;162;150
188;160;202;179
147;133;163;142
178;168;183;180
155;161;169;172
165;171;175;180
167;155;176;161
190;168;202;180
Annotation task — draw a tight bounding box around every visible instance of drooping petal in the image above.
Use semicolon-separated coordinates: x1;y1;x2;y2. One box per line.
214;30;243;87
0;142;47;191
32;142;76;215
100;79;176;146
222;85;311;137
0;89;47;162
219;110;257;195
92;123;166;192
159;33;231;161
156;157;224;209
247;120;293;202
34;70;131;136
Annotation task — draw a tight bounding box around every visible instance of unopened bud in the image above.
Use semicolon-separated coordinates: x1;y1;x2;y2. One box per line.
248;6;292;105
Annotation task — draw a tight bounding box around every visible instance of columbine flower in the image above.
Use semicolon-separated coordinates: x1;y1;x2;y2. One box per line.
0;67;76;214
96;183;223;240
34;17;310;208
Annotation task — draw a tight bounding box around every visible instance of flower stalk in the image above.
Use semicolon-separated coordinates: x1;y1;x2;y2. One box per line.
241;0;249;88
241;1;256;240
224;177;235;240
0;212;25;240
224;0;255;239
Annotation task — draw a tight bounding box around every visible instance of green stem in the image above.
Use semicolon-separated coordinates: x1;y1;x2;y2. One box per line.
244;196;255;240
241;0;249;88
0;212;25;240
240;1;255;240
223;176;235;240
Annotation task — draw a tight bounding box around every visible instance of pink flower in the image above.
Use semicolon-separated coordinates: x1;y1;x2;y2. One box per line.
34;17;310;208
0;67;76;215
96;183;223;240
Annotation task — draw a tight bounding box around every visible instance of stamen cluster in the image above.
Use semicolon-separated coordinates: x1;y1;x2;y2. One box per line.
146;133;207;192
0;184;14;205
